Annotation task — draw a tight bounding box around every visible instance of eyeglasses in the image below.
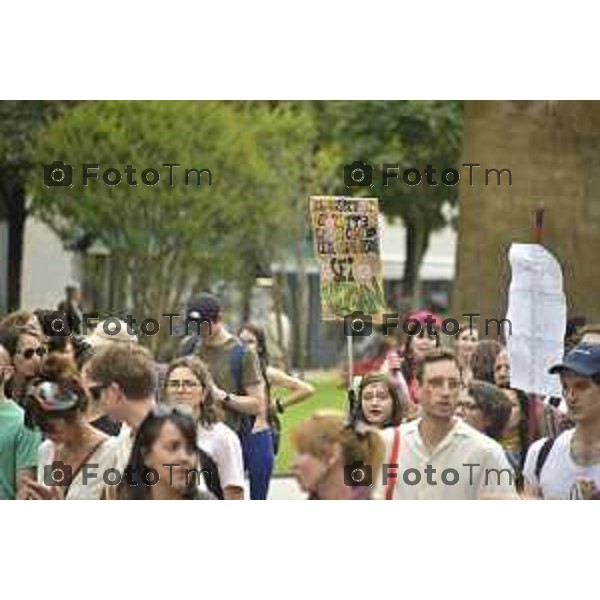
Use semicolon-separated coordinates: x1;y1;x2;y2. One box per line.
463;400;480;411
166;379;200;390
18;347;47;360
424;377;463;392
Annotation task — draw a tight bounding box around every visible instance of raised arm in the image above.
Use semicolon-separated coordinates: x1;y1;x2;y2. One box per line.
267;366;315;409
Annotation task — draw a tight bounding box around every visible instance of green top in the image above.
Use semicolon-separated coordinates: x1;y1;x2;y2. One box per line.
196;336;262;432
0;398;41;499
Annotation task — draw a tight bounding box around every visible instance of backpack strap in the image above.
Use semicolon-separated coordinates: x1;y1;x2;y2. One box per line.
534;437;556;481
229;342;246;395
384;427;401;500
198;447;223;500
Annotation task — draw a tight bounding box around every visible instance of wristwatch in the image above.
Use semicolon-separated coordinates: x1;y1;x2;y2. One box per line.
223;393;233;404
275;398;285;414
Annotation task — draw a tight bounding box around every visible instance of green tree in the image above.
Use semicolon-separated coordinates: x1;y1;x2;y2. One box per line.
26;100;307;355
0;101;77;310
321;100;464;306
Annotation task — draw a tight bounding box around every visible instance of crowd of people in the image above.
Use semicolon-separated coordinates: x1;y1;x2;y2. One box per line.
1;291;600;500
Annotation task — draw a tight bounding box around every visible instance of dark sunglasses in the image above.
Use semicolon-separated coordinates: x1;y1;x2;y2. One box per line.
19;347;47;360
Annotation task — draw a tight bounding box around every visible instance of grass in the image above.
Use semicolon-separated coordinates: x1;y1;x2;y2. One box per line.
274;371;348;474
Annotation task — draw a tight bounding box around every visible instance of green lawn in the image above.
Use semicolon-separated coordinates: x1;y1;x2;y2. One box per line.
274;371;348;474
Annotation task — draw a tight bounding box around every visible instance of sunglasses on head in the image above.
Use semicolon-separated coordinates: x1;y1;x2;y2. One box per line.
19;347;47;360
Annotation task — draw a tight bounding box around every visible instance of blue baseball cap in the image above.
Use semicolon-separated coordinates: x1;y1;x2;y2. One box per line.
549;344;600;377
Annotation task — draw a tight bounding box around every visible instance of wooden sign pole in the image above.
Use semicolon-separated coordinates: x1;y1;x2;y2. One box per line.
534;208;544;244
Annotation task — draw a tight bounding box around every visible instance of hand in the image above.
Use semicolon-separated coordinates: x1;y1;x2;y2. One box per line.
210;384;228;403
387;352;402;371
20;477;65;500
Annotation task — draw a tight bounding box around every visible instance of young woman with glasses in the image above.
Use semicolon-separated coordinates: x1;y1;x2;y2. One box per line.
162;356;245;500
456;379;512;441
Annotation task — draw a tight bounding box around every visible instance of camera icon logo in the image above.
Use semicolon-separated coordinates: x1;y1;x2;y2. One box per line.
344;311;372;337
41;311;72;337
344;160;373;187
344;461;373;487
44;461;73;487
44;161;73;187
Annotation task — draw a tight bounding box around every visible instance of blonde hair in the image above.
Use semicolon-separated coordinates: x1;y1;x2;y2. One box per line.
290;410;384;472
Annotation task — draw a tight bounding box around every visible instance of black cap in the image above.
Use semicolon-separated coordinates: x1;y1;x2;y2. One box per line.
186;293;221;324
549;343;600;377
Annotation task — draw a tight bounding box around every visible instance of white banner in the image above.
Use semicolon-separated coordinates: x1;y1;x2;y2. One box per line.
506;243;566;398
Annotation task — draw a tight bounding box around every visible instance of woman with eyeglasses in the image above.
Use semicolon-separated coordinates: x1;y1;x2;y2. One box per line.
290;410;384;500
19;354;119;500
163;356;245;500
456;379;512;441
116;407;214;500
354;372;404;429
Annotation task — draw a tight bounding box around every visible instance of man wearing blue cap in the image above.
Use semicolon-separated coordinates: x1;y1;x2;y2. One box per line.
523;344;600;499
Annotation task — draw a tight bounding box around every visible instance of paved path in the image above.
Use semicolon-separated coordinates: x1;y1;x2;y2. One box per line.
267;476;304;500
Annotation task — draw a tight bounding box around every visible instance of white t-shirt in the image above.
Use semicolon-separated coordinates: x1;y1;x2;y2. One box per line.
523;429;600;499
38;436;121;500
375;418;517;500
197;422;244;490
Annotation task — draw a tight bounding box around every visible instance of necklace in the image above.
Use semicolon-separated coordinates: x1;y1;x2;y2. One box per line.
570;435;600;467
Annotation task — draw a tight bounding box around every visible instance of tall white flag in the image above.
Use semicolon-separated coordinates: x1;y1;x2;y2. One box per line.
506;243;566;398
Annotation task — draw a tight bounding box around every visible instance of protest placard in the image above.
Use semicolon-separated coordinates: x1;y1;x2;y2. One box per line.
309;196;384;320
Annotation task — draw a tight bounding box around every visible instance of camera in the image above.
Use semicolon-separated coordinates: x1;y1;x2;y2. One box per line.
44;161;73;187
44;461;73;487
41;311;72;337
344;461;373;487
344;161;373;187
344;311;372;337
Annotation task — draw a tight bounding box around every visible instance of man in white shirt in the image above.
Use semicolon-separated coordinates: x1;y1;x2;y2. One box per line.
523;343;600;499
376;348;516;500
